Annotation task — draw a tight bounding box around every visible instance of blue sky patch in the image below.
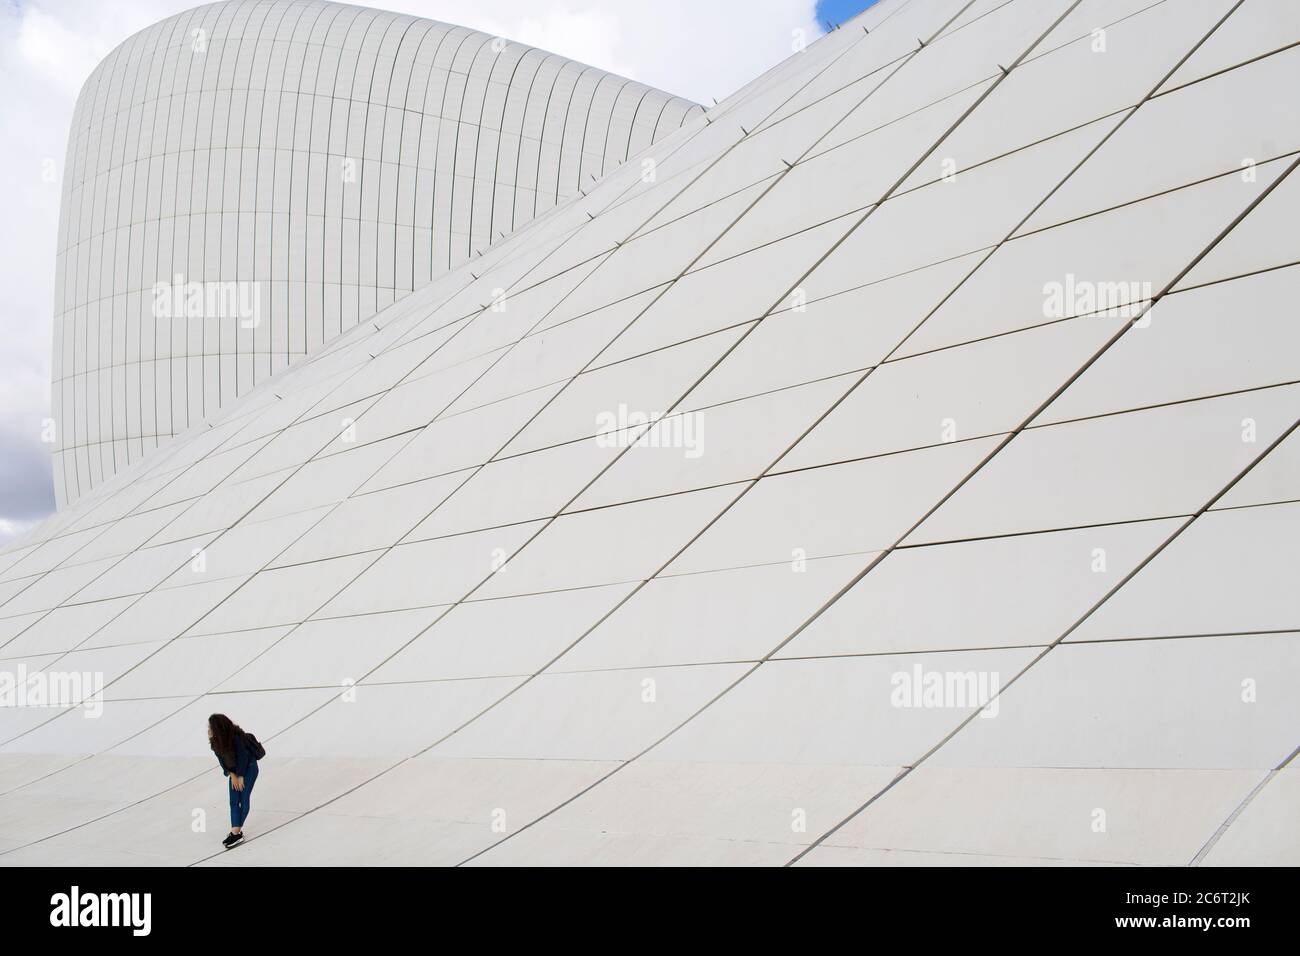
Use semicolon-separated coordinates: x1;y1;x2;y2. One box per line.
815;0;882;32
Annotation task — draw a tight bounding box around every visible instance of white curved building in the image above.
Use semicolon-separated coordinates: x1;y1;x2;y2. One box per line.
2;0;1298;867
51;0;702;507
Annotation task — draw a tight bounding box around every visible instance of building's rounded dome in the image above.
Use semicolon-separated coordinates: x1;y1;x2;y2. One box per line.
51;0;702;506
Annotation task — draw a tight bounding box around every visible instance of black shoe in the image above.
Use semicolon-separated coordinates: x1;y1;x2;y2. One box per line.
224;832;244;849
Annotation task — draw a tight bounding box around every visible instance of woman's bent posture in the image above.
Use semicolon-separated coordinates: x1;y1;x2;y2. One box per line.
208;714;259;849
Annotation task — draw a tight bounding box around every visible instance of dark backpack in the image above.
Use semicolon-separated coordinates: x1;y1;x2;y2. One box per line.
242;731;267;760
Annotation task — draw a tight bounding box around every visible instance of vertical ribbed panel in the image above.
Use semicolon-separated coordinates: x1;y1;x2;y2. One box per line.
51;0;701;507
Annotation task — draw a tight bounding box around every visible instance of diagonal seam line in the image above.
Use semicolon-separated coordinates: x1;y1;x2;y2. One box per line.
788;406;1300;865
1189;745;1300;866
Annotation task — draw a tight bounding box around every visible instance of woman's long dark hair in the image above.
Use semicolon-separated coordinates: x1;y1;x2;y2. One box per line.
208;713;244;767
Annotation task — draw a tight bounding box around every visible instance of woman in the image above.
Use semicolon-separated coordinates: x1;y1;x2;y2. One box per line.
208;714;259;848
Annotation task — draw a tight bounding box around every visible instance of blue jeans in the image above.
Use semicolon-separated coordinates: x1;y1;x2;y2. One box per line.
228;761;258;828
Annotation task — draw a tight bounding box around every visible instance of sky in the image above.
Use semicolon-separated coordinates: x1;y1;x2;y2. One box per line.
815;0;880;30
0;0;879;547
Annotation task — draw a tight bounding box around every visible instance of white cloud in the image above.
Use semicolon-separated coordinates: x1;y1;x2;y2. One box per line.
16;7;115;96
0;517;40;548
0;0;820;546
